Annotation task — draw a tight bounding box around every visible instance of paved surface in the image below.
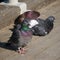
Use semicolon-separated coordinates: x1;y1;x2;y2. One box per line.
0;0;60;60
19;0;56;10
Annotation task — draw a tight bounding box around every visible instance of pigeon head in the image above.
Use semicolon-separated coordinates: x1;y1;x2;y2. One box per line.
46;16;55;22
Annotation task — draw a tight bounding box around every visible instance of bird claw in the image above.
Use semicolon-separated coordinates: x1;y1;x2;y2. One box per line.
17;48;27;54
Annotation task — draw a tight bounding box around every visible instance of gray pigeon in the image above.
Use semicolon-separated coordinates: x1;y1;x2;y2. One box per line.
7;20;32;54
30;16;55;36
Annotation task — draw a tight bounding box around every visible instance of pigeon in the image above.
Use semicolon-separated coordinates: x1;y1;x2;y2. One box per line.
29;16;55;36
7;20;32;54
14;10;55;36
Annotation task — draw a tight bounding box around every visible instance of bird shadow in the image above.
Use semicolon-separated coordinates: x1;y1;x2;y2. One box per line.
0;41;17;51
0;26;18;51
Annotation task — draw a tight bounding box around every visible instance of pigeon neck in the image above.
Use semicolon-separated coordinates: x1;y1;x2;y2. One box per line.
21;24;29;31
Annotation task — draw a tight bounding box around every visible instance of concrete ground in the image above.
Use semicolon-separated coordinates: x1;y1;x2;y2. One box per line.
0;0;60;60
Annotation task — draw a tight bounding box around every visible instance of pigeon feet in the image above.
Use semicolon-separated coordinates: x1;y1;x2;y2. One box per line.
17;47;27;54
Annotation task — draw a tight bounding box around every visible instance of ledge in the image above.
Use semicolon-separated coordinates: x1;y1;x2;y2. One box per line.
0;5;20;29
